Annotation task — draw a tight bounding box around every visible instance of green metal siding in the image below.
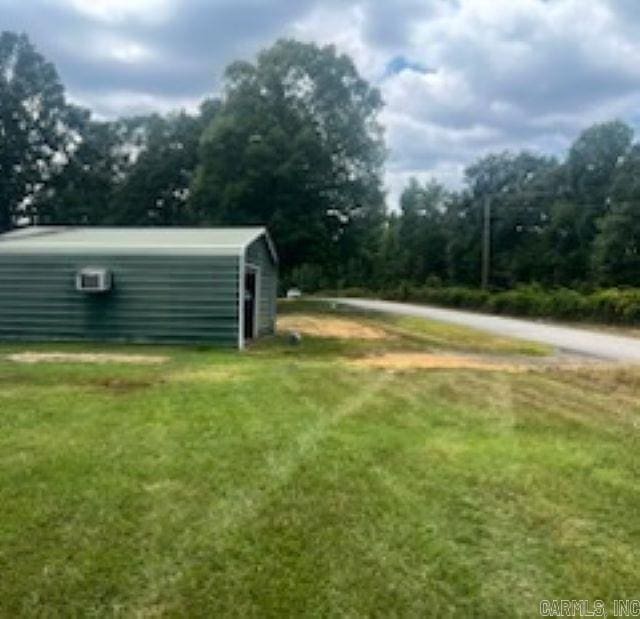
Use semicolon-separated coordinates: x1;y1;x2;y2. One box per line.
246;237;278;335
0;254;240;346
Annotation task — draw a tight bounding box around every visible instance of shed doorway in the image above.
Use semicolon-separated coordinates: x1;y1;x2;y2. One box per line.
244;266;259;340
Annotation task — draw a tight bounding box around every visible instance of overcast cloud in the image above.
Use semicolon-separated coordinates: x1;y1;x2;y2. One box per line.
2;0;640;206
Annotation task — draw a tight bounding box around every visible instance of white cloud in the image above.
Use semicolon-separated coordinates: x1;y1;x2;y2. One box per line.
72;34;157;64
289;3;385;79
107;41;154;64
382;68;476;127
366;0;640;206
59;0;173;24
69;90;201;119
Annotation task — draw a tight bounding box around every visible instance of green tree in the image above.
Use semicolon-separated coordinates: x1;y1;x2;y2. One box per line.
191;39;386;275
35;114;131;224
444;190;481;286
566;120;633;207
460;151;558;287
0;31;78;230
369;213;402;289
547;120;634;283
109;101;219;225
396;178;448;283
593;144;640;285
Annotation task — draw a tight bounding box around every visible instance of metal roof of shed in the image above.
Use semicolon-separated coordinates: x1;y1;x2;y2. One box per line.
0;226;277;261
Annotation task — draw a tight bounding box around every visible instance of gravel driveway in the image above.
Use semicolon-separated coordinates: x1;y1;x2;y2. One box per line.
328;298;640;362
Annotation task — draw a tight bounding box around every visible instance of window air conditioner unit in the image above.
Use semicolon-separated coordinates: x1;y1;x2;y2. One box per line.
76;268;112;293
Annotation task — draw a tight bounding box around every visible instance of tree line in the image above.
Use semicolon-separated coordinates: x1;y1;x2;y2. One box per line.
2;31;639;293
384;120;640;292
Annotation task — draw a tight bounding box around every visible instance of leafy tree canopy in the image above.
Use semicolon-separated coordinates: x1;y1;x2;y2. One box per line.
566;120;633;207
0;31;79;230
593;144;640;285
108;100;220;226
192;39;386;271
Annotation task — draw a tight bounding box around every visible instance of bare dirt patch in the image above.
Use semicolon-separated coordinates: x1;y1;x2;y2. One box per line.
278;314;390;340
349;352;527;372
7;352;169;365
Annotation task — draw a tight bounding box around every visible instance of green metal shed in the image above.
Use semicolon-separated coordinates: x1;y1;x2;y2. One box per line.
0;226;278;349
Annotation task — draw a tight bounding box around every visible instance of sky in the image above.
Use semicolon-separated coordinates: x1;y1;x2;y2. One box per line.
3;0;640;207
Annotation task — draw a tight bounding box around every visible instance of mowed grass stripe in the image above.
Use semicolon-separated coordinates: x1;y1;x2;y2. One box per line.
132;369;392;614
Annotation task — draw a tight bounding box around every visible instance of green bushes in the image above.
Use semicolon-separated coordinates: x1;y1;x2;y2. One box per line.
589;289;640;323
333;284;640;325
324;286;371;298
386;285;491;310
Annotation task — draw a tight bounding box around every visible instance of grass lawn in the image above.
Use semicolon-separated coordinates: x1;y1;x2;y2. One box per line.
1;300;639;617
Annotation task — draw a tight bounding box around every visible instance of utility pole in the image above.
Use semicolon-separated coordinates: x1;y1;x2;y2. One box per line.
481;194;491;290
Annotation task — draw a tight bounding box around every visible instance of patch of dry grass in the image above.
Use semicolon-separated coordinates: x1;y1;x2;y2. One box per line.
349;352;527;372
278;313;390;340
276;299;553;357
7;352;169;365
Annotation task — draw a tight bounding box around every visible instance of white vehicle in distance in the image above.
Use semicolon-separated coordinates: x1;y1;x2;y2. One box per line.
286;288;302;299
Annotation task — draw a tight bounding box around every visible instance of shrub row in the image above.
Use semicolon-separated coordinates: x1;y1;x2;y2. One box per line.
333;284;640;325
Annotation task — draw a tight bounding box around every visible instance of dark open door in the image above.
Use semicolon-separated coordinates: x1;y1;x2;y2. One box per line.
244;270;257;340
